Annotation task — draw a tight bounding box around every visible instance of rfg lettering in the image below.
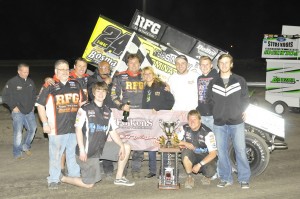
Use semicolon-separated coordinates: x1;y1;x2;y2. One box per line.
56;93;80;105
125;82;144;90
133;15;161;35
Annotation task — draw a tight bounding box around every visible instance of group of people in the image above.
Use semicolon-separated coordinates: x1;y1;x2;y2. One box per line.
1;52;251;190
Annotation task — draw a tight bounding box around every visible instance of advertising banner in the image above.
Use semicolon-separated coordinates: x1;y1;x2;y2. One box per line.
112;109;188;151
262;34;300;58
109;106;281;151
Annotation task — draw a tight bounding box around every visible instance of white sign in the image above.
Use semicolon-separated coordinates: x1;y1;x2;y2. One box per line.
262;34;300;58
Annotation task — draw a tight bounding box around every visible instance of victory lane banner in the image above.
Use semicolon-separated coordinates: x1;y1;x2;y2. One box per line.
109;105;284;151
111;109;188;151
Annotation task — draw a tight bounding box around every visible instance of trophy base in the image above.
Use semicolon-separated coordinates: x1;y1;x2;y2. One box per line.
158;183;180;190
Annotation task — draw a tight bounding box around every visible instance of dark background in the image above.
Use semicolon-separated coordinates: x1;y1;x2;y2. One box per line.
1;0;299;60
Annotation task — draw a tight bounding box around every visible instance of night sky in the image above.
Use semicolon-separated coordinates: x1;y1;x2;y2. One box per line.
1;0;299;60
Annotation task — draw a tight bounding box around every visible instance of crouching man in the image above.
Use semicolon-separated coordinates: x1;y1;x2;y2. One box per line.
178;110;217;189
61;82;135;188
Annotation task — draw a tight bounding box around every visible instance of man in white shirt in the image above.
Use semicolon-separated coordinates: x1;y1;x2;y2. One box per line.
168;55;199;111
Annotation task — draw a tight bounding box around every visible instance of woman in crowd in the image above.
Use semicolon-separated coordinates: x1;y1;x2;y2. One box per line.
141;66;175;178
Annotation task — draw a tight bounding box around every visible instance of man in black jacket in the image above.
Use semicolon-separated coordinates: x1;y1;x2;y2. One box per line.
2;63;37;159
207;54;251;189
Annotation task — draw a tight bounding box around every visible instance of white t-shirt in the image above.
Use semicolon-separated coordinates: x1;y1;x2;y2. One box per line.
168;71;199;111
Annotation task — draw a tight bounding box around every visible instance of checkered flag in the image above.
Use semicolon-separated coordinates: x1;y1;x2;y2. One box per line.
111;32;153;76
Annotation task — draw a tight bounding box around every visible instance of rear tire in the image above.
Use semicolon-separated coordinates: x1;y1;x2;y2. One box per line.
229;131;270;177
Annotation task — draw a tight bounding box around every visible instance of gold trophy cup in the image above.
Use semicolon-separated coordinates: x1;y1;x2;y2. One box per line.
159;119;180;148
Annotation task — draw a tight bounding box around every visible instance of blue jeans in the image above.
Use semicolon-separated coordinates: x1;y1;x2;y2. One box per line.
201;116;214;130
214;123;251;183
131;150;144;172
11;111;37;158
47;133;80;184
148;151;157;174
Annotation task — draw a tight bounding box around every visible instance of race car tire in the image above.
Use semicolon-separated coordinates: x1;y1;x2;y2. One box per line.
229;131;270;177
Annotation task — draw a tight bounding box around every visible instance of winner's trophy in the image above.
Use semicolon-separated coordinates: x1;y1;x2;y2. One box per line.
158;119;181;190
159;120;180;148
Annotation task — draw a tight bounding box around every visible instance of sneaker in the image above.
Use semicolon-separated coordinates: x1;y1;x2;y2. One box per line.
201;176;211;185
240;182;250;189
145;173;156;178
210;172;218;181
217;180;232;188
184;176;195;189
24;150;32;156
48;182;59;190
114;177;135;186
132;172;140;179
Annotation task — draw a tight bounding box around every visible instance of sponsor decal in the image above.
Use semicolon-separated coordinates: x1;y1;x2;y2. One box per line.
88;110;96;115
89;123;108;134
154;91;161;96
271;76;296;84
195;43;218;57
116;118;153;129
69;81;77;88
131;14;162;39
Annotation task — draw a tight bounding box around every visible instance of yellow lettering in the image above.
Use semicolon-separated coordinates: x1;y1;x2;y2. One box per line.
126;82;132;89
139;82;144;90
72;94;79;104
125;81;144;91
56;93;80;105
132;82;138;90
64;93;72;104
56;95;65;105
